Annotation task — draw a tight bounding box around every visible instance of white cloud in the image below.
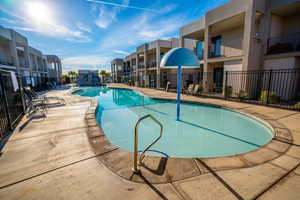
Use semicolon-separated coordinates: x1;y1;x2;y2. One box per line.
86;0;156;13
99;11;185;50
113;50;129;55
94;6;117;28
0;17;18;25
0;6;91;43
62;55;112;66
62;54;113;73
76;22;92;33
93;0;129;29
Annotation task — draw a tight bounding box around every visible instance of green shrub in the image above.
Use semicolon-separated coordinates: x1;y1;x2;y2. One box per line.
259;90;279;104
237;90;249;101
295;102;300;108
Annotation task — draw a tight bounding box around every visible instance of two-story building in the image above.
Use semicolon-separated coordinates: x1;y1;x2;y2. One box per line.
114;38;197;89
111;58;125;83
180;0;300;95
0;25;62;88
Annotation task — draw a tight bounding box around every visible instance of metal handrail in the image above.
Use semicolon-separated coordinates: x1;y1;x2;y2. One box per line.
132;114;163;173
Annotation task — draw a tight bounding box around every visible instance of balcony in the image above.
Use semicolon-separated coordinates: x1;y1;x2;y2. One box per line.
146;62;157;69
208;38;243;59
0;53;14;66
18;58;29;68
267;32;300;55
138;64;145;69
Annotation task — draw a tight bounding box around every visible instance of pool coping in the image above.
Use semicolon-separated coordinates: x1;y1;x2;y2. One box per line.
71;85;294;184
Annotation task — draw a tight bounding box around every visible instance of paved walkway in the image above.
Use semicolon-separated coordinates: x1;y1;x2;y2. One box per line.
0;84;300;200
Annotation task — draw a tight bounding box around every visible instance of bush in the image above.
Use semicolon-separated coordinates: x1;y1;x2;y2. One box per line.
259;90;279;104
295;102;300;108
237;90;249;101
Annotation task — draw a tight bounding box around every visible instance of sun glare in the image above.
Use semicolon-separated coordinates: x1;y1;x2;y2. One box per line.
25;1;53;24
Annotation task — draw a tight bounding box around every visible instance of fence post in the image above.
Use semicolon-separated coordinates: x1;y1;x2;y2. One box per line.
0;72;13;131
266;69;273;104
224;71;228;99
17;73;26;113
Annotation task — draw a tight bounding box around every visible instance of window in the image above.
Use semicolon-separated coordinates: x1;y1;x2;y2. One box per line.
196;41;203;59
211;36;222;57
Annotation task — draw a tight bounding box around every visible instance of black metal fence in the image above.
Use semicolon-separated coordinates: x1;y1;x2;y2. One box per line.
225;69;300;110
114;68;300;111
0;69;25;142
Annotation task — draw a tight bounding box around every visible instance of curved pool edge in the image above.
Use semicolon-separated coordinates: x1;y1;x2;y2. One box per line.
74;86;294;184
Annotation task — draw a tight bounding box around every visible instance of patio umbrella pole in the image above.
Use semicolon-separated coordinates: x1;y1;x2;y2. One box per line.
176;64;182;121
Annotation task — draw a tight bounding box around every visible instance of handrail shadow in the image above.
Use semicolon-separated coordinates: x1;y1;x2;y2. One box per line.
196;158;244;200
140;157;168;176
138;173;170;200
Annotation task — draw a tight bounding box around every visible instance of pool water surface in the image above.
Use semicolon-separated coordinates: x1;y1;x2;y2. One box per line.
73;87;273;158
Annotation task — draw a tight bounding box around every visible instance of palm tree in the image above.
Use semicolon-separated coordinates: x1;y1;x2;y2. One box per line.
67;71;78;83
99;70;111;82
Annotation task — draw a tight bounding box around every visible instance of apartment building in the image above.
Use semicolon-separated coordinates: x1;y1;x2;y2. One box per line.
0;25;62;88
124;52;136;85
111;58;124;83
114;38;197;89
46;55;62;85
77;70;100;86
180;0;300;95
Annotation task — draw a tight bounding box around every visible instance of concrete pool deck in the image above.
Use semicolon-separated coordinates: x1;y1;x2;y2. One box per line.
0;84;300;200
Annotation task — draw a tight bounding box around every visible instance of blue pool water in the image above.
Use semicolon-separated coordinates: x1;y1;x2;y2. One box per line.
73;87;273;158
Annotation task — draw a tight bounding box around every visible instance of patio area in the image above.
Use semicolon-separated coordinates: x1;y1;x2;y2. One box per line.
0;84;300;200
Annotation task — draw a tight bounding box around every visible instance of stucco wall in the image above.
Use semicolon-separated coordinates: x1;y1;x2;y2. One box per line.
221;26;244;57
263;57;298;70
224;60;243;72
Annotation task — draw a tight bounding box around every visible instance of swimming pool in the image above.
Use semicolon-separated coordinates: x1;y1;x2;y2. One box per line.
73;87;273;158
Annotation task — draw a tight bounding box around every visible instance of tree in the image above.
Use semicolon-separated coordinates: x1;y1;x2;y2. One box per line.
99;70;111;83
99;70;111;78
67;71;78;82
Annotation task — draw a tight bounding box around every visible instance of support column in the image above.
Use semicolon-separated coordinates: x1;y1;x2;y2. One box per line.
180;36;185;48
242;0;261;71
24;45;33;85
259;12;271;60
8;33;19;70
135;54;139;86
203;25;211;92
143;45;148;87
156;44;161;89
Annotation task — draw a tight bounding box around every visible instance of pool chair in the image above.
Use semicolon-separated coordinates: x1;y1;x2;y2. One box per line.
165;81;171;92
23;89;47;116
192;84;201;96
24;87;66;105
184;84;194;95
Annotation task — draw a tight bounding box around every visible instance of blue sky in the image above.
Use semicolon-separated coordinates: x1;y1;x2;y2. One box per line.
0;0;229;73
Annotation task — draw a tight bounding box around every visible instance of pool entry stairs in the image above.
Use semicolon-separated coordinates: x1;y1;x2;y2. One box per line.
132;114;163;173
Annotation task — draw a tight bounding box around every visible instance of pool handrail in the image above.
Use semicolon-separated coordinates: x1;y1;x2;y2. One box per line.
132;114;163;173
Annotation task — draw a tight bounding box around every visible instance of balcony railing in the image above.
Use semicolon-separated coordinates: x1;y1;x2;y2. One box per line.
208;38;243;58
0;54;14;66
18;58;29;68
267;32;300;55
146;62;157;69
138;64;145;69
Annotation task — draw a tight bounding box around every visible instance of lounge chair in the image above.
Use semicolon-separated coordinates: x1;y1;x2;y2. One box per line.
184;84;194;95
23;89;47;116
166;81;171;92
24;87;65;105
192;84;201;96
